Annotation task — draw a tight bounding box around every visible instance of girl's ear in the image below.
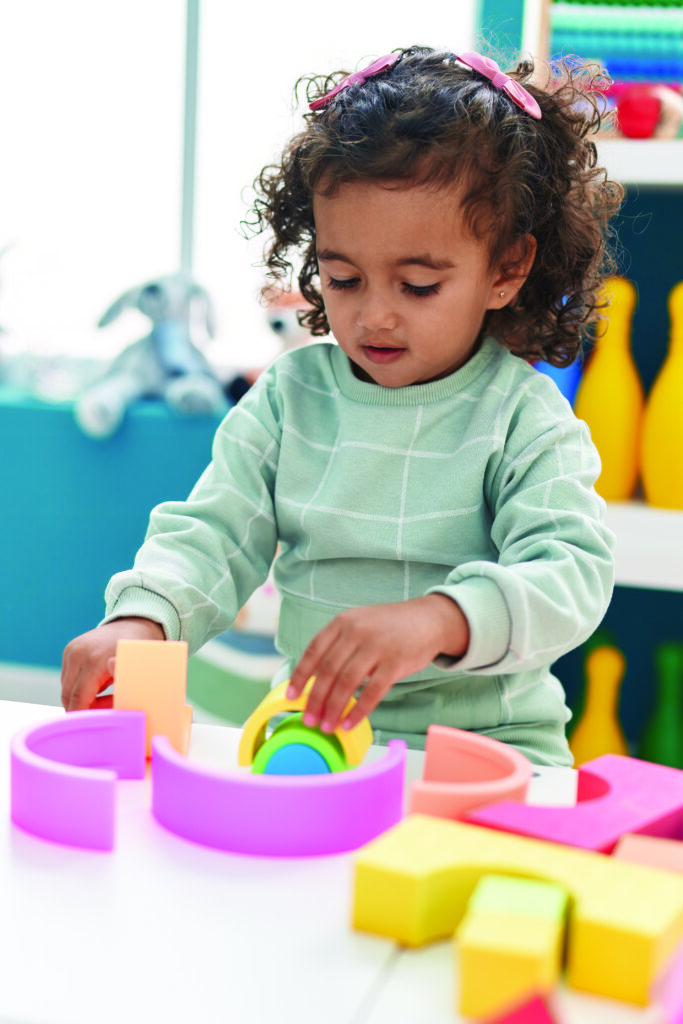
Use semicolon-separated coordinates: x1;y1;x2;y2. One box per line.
489;235;537;309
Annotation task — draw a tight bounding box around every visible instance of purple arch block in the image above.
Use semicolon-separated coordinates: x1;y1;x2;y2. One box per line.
151;737;407;857
11;710;146;850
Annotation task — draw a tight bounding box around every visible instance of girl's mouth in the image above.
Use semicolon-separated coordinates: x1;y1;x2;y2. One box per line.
363;345;405;364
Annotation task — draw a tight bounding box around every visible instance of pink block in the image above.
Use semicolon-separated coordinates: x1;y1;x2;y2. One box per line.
408;725;532;820
467;754;683;853
486;994;556;1023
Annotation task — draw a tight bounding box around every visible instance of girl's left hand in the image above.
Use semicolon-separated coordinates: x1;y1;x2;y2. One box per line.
286;594;469;734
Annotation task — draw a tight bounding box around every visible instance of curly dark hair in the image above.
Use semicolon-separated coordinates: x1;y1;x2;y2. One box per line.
244;46;624;366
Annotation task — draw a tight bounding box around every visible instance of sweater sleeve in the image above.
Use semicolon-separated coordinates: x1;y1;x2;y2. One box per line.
428;393;615;674
102;367;282;653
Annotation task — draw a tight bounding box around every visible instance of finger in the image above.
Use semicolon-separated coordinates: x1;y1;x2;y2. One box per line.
68;674;94;712
69;661;113;712
316;652;378;733
60;648;74;710
300;643;358;727
287;624;340;700
341;666;398;730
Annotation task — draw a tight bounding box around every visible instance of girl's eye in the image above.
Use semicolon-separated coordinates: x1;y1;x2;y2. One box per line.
325;277;440;298
402;282;440;299
327;276;360;291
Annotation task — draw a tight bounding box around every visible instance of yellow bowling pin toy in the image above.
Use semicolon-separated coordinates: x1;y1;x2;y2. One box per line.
641;281;683;509
569;643;629;766
574;277;644;501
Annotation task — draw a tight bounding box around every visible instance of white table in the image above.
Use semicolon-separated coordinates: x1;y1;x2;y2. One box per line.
0;701;664;1024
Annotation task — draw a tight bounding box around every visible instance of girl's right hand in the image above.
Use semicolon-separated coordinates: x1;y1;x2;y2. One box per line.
61;617;165;711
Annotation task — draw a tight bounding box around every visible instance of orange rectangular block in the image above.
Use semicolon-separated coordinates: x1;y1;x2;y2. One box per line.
113;640;192;756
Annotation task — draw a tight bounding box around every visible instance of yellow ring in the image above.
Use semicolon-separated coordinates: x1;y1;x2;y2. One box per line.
238;678;373;767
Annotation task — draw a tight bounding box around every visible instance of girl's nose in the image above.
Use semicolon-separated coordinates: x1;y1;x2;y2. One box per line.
357;288;399;331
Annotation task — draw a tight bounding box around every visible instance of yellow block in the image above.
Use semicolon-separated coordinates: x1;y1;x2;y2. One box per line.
238;678;372;768
352;815;683;1005
457;913;563;1020
113;639;192;756
455;876;567;1019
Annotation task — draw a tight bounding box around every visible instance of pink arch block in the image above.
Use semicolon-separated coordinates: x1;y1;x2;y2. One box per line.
467;753;683;853
11;711;146;850
408;724;532;819
151;737;406;857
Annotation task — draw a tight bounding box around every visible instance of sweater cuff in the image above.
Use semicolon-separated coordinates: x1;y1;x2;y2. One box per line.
101;586;182;641
427;576;510;671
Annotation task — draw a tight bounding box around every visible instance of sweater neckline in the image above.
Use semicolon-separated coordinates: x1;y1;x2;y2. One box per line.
330;335;501;406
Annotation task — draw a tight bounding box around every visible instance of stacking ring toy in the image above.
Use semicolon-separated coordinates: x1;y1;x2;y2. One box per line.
250;715;349;775
10;710;146;850
152;736;407;857
238;679;373;774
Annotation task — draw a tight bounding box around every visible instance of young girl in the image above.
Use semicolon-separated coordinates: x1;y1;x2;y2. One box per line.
61;46;623;765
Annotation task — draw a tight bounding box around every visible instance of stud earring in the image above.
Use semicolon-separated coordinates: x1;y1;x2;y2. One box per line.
499;290;505;299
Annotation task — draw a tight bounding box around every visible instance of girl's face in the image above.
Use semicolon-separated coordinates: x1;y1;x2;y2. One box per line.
314;180;530;387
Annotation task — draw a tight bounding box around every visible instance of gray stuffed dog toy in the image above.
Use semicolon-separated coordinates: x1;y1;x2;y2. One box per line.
75;272;227;439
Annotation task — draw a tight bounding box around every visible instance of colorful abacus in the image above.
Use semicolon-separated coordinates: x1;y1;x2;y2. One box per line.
550;1;683;85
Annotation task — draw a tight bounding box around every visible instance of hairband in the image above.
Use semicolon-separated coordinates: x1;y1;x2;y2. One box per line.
309;53;399;111
457;51;542;120
309;49;542;121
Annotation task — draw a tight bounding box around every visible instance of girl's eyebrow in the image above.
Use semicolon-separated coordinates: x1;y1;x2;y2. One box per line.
317;248;455;271
400;254;455;270
317;248;352;264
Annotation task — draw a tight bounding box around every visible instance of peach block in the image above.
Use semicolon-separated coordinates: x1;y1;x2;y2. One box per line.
113;639;192;756
613;833;683;874
408;724;532;820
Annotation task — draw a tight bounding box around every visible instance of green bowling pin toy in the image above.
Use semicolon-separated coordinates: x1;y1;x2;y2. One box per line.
637;641;683;769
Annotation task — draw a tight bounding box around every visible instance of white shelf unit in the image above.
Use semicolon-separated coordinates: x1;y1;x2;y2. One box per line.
606;502;683;592
597;139;683;188
520;2;683;594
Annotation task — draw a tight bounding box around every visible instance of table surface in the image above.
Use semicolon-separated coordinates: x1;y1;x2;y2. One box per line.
0;701;664;1024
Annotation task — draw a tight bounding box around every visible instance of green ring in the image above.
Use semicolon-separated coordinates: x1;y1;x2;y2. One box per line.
251;714;350;774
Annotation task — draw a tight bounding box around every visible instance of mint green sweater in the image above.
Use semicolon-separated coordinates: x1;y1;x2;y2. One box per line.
104;337;614;764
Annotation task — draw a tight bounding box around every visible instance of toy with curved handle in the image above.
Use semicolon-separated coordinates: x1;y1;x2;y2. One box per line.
238;679;373;774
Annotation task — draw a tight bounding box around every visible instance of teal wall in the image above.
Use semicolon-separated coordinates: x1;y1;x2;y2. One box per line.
477;0;525;55
1;389;223;667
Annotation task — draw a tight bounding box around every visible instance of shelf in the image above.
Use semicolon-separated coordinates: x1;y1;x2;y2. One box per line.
606;501;683;592
597;139;683;188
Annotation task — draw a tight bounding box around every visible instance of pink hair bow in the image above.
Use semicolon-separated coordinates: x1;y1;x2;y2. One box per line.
309;53;399;111
458;51;542;120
